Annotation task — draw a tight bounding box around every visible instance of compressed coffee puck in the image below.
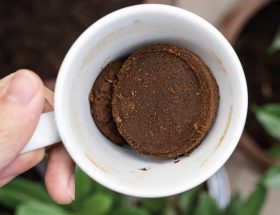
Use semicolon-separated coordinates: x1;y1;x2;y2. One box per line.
89;61;126;145
112;44;219;158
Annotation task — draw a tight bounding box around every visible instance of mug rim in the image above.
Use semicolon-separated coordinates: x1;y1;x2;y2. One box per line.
55;4;248;197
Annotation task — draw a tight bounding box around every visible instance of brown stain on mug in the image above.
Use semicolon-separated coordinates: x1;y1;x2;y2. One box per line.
81;20;144;70
200;105;233;166
85;153;109;173
209;50;234;96
216;105;233;148
209;50;228;74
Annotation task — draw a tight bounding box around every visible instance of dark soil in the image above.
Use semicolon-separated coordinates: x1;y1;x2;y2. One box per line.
235;1;280;148
0;0;142;80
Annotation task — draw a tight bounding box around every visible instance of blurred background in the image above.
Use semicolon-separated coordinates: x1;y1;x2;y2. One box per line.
0;0;280;214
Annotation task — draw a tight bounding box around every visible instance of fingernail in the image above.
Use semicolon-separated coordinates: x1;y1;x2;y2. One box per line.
5;70;38;105
68;174;75;201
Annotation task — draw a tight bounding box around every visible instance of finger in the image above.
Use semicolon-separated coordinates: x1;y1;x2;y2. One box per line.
44;87;54;107
44;78;56;91
0;176;15;187
0;69;45;171
43;87;54;113
0;73;15;91
43;87;56;151
45;145;75;204
0;149;45;182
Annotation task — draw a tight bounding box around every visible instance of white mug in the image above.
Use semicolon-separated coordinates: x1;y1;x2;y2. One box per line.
22;4;247;197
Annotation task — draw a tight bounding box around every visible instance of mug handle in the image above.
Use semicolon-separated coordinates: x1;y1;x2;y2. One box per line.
20;112;61;153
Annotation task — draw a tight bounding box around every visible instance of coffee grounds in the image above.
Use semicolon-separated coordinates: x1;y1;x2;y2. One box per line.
112;44;219;158
89;61;126;145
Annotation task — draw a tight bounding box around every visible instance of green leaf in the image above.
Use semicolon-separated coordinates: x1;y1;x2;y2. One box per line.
16;201;67;215
224;193;242;215
75;167;108;196
111;193;131;208
75;167;94;200
162;204;176;215
178;186;202;214
0;178;52;208
193;192;221;215
69;167;101;211
141;198;166;214
238;184;267;215
261;164;280;188
252;104;280;141
266;145;280;159
268;28;280;53
80;192;113;215
111;207;150;215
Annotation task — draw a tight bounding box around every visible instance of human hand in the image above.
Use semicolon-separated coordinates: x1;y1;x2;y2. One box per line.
0;69;75;204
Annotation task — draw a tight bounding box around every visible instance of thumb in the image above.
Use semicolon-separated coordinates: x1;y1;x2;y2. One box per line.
0;70;45;171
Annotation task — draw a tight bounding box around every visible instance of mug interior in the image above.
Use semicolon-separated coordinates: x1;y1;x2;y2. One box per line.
56;4;247;197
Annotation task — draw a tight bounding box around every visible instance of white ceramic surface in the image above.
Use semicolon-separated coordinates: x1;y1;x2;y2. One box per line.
23;4;247;197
